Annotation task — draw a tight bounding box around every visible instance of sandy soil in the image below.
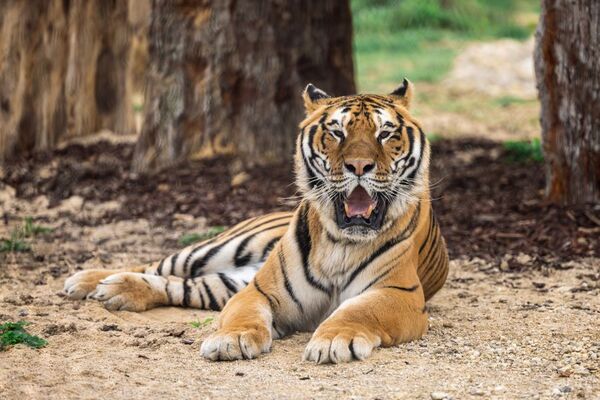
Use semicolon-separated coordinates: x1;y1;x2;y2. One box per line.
0;194;598;400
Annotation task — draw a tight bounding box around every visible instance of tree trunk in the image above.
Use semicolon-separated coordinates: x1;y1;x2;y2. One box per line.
133;0;355;172
63;0;135;141
0;0;138;161
534;0;600;205
0;1;69;159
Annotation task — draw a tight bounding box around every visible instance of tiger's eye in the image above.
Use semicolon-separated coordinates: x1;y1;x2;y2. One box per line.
330;130;344;140
379;131;391;140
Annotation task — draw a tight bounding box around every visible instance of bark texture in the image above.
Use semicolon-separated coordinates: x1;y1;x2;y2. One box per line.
534;0;600;205
0;1;69;158
133;0;355;172
0;0;141;161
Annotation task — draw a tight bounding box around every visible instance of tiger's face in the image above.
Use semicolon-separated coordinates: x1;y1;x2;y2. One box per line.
295;80;430;240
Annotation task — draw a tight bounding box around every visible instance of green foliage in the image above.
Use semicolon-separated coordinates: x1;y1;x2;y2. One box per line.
352;0;540;90
353;0;537;38
503;138;544;163
0;233;31;253
493;96;536;107
0;217;52;253
189;317;215;328
427;133;443;143
23;217;53;237
0;321;47;350
178;226;227;246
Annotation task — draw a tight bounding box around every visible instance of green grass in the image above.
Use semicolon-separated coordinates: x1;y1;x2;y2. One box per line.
0;321;47;350
427;133;444;143
0;217;52;253
0;231;31;253
178;226;227;246
493;95;537;108
189;317;215;328
352;0;540;91
503;138;544;163
23;217;52;237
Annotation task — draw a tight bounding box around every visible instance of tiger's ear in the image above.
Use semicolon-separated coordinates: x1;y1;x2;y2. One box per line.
389;78;413;109
302;83;331;114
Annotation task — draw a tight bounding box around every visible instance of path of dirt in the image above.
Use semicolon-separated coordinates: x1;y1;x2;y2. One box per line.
0;249;598;399
0;138;598;399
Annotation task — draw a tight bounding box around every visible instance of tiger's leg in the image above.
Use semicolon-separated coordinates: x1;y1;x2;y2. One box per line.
88;265;260;312
304;260;427;364
63;212;291;302
200;237;331;361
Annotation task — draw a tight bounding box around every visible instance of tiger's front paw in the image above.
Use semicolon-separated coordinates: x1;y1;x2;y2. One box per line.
91;272;167;312
303;326;381;364
200;327;272;361
64;269;117;300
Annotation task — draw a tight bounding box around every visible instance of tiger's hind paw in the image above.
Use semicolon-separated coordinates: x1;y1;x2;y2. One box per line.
91;272;167;312
64;269;116;300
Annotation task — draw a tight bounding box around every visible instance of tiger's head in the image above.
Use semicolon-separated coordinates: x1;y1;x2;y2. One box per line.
295;80;430;241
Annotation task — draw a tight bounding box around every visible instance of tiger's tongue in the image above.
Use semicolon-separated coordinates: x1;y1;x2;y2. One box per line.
344;186;376;218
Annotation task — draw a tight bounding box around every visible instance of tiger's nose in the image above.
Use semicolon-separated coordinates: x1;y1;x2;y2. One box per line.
344;159;376;176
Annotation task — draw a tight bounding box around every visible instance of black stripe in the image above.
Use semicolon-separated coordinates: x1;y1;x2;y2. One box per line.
165;281;173;305
402;128;426;188
182;278;191;307
343;202;421;291
420;223;440;269
254;279;276;309
157;258;166;276
260;237;281;261
218;273;239;294
198;283;206;309
202;281;221;311
234;223;289;267
300;127;323;189
295;203;330;294
349;339;358;360
381;284;419;292
189;215;292;276
418;208;435;254
169;253;179;276
278;249;304;313
220;216;259;239
359;247;410;294
425;246;448;294
421;240;443;285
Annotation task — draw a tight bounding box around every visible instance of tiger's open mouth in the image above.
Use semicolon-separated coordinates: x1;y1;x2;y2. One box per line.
334;185;388;230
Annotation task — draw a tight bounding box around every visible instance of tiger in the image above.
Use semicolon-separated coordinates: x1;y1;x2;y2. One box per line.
64;79;449;364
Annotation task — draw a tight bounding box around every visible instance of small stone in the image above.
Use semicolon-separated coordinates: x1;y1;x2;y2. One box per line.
231;172;250;187
166;328;185;337
493;385;506;394
235;372;244;377
573;365;590;375
181;338;194;345
430;391;450;400
469;388;485;396
558;365;573;377
559;385;572;393
18;309;29;317
99;324;121;332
